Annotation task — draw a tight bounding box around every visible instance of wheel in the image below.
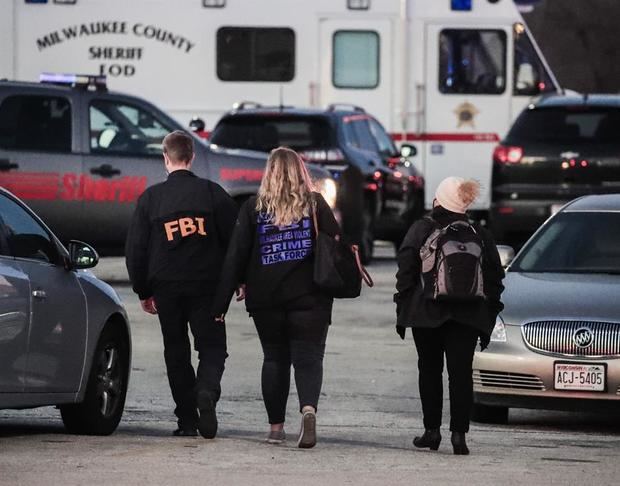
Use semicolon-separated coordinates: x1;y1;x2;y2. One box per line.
60;324;129;435
471;402;509;424
359;209;374;265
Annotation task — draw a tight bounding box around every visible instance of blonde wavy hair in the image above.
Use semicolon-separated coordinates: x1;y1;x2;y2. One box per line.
256;147;315;226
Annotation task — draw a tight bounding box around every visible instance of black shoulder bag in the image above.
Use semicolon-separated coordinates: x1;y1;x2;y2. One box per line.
311;203;373;298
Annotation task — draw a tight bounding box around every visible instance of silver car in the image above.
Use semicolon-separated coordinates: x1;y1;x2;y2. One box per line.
473;194;620;423
0;188;130;435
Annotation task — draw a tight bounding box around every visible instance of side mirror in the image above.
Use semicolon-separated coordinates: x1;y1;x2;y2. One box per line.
516;63;536;91
497;245;515;268
189;117;206;133
400;143;417;158
68;240;99;270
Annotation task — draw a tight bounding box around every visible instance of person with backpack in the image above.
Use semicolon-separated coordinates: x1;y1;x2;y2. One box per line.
394;177;505;455
212;147;341;449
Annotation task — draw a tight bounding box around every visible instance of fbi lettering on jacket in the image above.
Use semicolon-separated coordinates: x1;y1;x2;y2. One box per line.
164;216;206;241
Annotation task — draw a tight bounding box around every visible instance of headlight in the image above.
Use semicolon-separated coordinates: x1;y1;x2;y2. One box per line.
490;318;507;342
317;178;337;209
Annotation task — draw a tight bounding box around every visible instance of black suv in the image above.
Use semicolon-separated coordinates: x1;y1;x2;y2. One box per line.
491;94;620;243
0;76;335;253
209;104;424;262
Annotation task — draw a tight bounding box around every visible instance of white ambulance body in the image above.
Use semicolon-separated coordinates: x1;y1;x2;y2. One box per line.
1;0;559;213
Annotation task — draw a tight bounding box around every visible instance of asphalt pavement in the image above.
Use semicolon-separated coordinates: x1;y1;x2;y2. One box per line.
1;244;619;485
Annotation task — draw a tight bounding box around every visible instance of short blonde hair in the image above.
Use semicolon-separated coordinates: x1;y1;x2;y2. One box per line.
163;130;194;164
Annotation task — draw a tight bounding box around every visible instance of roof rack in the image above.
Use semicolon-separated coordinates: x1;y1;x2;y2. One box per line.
232;101;263;110
39;73;107;91
326;103;365;113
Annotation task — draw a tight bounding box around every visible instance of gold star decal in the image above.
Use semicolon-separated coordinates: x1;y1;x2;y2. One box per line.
454;102;479;129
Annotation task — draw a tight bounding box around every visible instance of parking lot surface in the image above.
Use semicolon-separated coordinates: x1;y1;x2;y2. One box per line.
1;245;619;486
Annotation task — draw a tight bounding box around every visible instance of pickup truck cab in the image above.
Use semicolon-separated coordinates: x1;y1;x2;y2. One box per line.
0;74;336;252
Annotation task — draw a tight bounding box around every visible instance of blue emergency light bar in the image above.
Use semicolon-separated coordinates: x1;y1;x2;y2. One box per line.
451;0;472;11
39;73;107;90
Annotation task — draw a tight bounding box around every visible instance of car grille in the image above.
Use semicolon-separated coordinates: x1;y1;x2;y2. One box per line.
473;370;546;391
522;320;620;357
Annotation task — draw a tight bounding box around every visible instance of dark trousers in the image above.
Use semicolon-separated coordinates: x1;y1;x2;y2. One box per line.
153;287;228;427
412;321;479;433
251;304;330;425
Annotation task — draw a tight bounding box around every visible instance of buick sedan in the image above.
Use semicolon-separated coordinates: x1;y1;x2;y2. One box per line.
473;194;620;422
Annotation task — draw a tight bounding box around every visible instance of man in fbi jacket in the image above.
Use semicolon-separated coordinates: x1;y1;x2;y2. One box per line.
126;130;238;438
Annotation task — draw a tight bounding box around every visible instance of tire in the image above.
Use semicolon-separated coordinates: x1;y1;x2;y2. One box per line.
359;209;374;265
61;324;129;435
471;402;509;424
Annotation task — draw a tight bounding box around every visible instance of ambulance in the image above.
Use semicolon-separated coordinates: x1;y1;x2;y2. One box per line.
1;0;560;218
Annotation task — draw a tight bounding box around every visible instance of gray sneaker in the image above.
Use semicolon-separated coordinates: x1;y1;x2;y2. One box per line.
297;411;317;449
266;429;286;444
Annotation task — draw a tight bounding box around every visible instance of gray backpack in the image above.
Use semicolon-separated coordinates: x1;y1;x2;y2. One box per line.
419;218;485;301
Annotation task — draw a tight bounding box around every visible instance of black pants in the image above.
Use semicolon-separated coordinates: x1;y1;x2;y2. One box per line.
412;321;479;433
251;303;330;425
153;286;228;427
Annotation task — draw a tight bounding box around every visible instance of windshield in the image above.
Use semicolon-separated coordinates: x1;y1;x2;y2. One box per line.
506;106;620;145
210;115;333;152
512;212;620;274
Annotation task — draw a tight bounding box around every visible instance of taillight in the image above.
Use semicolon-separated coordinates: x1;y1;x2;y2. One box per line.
299;148;345;162
493;145;523;164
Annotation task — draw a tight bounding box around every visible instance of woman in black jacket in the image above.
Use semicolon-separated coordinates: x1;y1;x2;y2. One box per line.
212;147;340;449
395;177;505;455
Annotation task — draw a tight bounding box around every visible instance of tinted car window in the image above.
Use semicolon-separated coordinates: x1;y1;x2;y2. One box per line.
217;27;295;82
90;100;173;156
0;95;71;152
0;194;59;263
506;107;620;145
344;118;377;152
439;29;506;95
513;212;620;273
210;116;332;152
368;118;396;156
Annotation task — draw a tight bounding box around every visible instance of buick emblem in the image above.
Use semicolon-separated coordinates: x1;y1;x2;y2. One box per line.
573;327;594;348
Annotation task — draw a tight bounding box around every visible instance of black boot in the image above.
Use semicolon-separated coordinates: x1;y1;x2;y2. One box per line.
197;390;218;439
451;432;470;455
413;429;441;450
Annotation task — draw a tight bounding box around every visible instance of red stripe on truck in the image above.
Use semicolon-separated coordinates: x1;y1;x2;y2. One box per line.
391;132;500;142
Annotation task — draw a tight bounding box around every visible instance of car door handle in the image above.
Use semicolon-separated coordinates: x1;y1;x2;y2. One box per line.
90;164;121;177
32;289;47;300
0;159;19;171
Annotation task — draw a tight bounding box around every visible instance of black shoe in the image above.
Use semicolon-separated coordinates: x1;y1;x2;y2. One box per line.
197;393;218;439
172;426;197;437
451;432;470;455
413;429;441;450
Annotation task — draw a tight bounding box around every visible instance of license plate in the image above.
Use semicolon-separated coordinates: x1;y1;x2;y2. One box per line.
554;362;606;391
550;204;564;215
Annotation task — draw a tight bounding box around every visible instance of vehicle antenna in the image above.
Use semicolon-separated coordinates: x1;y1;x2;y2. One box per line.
279;85;284;111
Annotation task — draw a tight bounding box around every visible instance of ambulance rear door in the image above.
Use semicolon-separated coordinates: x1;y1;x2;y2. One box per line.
422;23;513;213
318;18;393;128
